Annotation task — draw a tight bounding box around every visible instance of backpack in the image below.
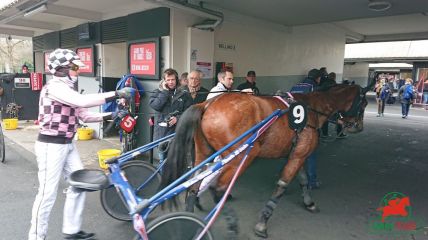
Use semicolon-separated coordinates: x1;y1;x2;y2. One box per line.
290;82;313;94
403;85;413;100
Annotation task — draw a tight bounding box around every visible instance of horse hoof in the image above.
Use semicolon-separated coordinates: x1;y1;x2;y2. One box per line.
254;223;268;238
304;202;320;213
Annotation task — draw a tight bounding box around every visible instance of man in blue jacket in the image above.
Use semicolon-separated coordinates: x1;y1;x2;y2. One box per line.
290;69;321;189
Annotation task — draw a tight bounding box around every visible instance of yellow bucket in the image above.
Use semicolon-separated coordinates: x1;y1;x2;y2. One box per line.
3;118;18;130
97;149;121;169
77;127;94;140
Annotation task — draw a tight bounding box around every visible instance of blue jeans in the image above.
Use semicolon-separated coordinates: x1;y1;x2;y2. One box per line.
423;92;428;104
306;151;317;186
401;103;410;116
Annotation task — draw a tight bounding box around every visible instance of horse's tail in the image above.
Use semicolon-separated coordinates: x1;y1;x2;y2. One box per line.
160;103;206;190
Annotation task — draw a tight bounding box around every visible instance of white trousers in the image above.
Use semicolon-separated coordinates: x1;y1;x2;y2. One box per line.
28;141;85;240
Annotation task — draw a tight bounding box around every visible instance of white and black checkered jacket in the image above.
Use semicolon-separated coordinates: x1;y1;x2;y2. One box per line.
38;76;115;143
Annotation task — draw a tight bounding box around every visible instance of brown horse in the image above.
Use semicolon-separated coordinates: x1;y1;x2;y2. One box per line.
161;84;370;238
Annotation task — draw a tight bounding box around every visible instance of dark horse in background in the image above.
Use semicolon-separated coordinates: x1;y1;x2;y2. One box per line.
161;83;371;238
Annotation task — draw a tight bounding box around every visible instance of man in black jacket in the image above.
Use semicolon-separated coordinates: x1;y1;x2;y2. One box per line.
237;70;259;95
149;68;192;162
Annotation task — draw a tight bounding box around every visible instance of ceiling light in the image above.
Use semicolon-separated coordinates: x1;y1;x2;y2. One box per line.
368;1;392;12
23;4;47;17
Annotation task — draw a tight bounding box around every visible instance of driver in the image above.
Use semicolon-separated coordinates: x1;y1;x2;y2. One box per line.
28;48;134;240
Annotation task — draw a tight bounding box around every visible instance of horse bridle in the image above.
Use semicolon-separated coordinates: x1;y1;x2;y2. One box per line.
337;88;366;129
305;88;366;130
278;86;366;130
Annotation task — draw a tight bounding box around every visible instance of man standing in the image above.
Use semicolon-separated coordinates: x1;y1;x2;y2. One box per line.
398;78;416;118
207;70;235;100
290;68;321;94
149;68;192;162
290;68;322;189
237;70;259;95
179;72;188;87
29;48;134;240
185;70;209;104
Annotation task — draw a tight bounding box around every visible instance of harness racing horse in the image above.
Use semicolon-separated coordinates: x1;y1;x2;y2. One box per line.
161;83;370;238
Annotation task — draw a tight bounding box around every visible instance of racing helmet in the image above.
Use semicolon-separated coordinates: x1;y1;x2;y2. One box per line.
48;48;85;75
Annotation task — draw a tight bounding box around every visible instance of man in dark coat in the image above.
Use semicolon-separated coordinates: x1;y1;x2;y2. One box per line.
149;68;192;162
237;70;260;95
290;68;322;189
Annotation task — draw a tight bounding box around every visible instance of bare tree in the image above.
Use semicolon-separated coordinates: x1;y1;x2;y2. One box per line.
0;35;32;72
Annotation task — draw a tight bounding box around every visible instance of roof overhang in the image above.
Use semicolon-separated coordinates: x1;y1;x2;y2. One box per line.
1;0;428;44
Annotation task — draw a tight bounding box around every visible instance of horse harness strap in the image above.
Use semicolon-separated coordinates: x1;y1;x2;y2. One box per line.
306;107;331;130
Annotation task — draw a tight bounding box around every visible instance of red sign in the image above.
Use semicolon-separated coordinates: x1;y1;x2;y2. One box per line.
129;42;156;76
120;115;137;133
31;73;43;91
76;48;93;73
44;52;51;73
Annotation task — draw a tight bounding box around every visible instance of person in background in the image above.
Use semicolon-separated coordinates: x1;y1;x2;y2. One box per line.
22;64;29;74
237;70;259;95
150;68;192;163
28;48;134;240
375;78;384;112
423;78;428;105
377;79;392;117
397;78;405;90
179;72;188;87
185;70;209;104
342;79;350;85
290;68;322;189
319;67;328;86
398;78;416;118
207;70;235;100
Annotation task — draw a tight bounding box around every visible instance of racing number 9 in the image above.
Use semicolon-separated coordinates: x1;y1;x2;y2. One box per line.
288;102;307;131
293;105;305;124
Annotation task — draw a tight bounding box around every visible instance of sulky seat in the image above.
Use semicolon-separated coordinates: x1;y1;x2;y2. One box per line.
69;169;111;191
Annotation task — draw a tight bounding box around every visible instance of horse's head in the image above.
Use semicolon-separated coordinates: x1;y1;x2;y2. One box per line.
337;83;372;133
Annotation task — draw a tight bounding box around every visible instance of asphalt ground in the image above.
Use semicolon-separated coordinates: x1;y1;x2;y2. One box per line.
1;96;427;240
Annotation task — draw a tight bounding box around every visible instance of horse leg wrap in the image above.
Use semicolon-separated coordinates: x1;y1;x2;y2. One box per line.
272;180;288;199
254;199;278;238
255;181;288;238
223;206;239;240
185;191;197;212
